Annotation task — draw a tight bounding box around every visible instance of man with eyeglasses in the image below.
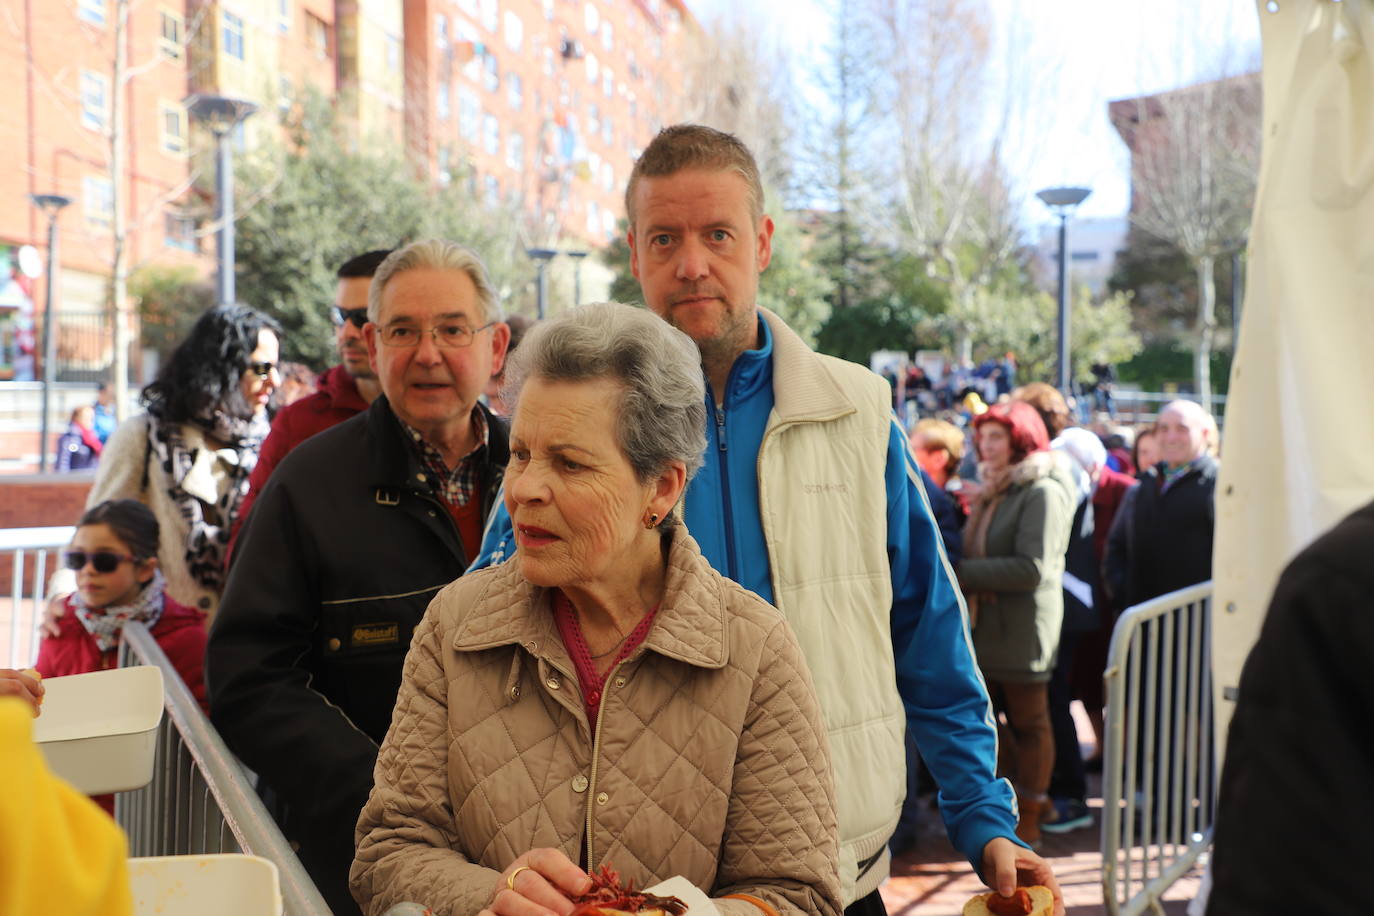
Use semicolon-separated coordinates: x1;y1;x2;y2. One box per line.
228;250;390;556
208;240;511;915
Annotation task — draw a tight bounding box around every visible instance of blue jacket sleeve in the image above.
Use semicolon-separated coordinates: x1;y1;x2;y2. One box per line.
885;418;1024;872
468;493;515;572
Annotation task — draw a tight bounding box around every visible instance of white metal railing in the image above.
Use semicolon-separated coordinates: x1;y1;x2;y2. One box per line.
117;622;331;915
1101;581;1216;915
1;525;74;669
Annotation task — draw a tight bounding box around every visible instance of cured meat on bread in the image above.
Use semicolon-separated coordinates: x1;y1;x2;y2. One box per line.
568;865;688;916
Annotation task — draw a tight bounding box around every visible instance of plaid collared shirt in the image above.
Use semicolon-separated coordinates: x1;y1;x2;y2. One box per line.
399;408;489;509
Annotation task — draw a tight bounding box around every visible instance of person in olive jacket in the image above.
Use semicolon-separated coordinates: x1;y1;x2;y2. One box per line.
206;240;511;915
957;400;1076;848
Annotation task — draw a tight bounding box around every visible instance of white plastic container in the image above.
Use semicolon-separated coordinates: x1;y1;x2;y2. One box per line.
31;665;165;795
128;854;282;916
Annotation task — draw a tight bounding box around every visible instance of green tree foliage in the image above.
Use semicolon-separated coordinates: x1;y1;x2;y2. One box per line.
129;264;216;359
927;285;1141;385
233;95;529;368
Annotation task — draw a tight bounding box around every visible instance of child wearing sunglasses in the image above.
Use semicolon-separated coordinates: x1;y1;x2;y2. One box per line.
32;499;208;710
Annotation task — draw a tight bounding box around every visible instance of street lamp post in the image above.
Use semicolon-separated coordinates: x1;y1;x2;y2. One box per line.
1036;186;1091;394
527;248;558;319
566;250;589;305
28;193;72;473
186;94;259;304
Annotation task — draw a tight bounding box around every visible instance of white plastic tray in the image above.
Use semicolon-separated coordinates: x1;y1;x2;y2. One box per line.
31;666;165;795
128;854;282;915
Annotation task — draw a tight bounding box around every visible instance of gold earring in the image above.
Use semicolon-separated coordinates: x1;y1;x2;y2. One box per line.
644;513;659;529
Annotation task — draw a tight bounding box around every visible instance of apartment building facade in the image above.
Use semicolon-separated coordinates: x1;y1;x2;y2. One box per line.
1;0;690;380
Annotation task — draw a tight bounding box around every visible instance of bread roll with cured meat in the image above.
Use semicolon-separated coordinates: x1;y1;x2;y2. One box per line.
962;885;1053;916
568;865;688;916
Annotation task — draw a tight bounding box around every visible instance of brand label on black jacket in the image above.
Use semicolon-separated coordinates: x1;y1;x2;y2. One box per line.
351;623;400;647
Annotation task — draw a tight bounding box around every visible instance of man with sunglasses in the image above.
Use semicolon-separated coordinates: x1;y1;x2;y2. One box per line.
209;240;510;914
228;250;391;557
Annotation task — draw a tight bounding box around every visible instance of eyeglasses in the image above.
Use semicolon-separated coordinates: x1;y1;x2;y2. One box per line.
247;361;278;379
378;321;495;349
331;306;370;329
63;550;138;573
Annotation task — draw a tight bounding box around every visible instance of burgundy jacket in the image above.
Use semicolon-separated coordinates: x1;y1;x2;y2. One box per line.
35;593;208;711
229;365;369;559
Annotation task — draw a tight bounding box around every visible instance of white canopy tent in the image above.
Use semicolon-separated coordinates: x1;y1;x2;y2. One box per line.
1213;0;1374;760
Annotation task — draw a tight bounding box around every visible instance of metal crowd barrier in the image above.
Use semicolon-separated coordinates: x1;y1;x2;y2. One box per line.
1101;581;1216;916
116;621;331;915
1;525;72;669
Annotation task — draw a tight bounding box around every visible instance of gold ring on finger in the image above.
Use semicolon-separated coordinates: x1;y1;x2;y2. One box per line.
507;865;534;892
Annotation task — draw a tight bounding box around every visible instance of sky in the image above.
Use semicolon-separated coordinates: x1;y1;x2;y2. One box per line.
684;0;1262;229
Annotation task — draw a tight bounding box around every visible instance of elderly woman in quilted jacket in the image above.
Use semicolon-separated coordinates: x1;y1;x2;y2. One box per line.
351;303;841;916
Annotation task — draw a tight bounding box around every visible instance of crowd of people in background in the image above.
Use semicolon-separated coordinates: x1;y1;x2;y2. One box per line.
4;124;1235;916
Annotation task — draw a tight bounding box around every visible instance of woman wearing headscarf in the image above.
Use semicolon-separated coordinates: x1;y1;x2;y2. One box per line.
351;303;840;916
957;400;1076;847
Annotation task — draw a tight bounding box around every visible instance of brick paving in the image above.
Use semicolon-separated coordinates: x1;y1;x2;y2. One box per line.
880;711;1207;914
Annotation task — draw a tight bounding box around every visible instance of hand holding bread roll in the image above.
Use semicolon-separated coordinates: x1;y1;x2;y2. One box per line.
0;668;45;716
962;886;1054;916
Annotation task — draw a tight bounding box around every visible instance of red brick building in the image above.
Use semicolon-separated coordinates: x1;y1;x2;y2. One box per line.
0;0;693;385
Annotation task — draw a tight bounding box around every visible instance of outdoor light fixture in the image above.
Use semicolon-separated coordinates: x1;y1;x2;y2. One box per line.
527;248;558;320
186;93;259;304
1036;186;1092;393
566;250;589;305
28;193;73;473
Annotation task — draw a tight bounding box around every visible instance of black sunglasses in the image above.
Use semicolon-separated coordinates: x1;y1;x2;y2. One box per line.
331;306;370;329
248;361;278;379
63;549;138;573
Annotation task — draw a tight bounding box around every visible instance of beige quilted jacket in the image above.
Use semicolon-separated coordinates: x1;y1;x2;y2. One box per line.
350;527;841;916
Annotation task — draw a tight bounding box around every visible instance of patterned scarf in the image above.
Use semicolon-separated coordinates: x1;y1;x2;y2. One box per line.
73;570;167;653
147;410;268;592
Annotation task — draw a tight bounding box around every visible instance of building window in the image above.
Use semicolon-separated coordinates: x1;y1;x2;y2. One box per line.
602;70;613;99
459;95;479;140
584;3;598;34
164;212;197;251
506;132;523;170
278;76;292;113
588;104;599;139
483;54;499;92
277;0;290;32
159;10;183;59
223;11;245;61
543;46;555;77
507;73;522;111
480;0;497;33
306;12;329;59
543;0;554;20
83;175;113;224
586;199;599;237
602;21;613;52
504;11;522;52
483;175;500;205
159;101;187;154
437;82;451;121
77;0;105;26
80;70;108;132
585;52;598;83
436;13;448;49
386;34;401;72
483;114;499;155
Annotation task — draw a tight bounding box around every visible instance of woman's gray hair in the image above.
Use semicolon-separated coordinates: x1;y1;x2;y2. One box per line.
503;302;707;514
368;239;502;323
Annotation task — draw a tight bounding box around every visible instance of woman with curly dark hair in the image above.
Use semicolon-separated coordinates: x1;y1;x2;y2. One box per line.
72;304;283;620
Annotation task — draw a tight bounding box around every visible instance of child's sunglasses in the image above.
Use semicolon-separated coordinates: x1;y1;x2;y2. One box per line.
62;549;137;573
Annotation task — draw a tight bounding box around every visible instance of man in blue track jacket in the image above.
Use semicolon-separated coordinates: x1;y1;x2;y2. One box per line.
475;125;1061;915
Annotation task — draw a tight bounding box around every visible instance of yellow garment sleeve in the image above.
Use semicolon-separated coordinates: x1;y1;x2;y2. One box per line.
0;697;131;915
